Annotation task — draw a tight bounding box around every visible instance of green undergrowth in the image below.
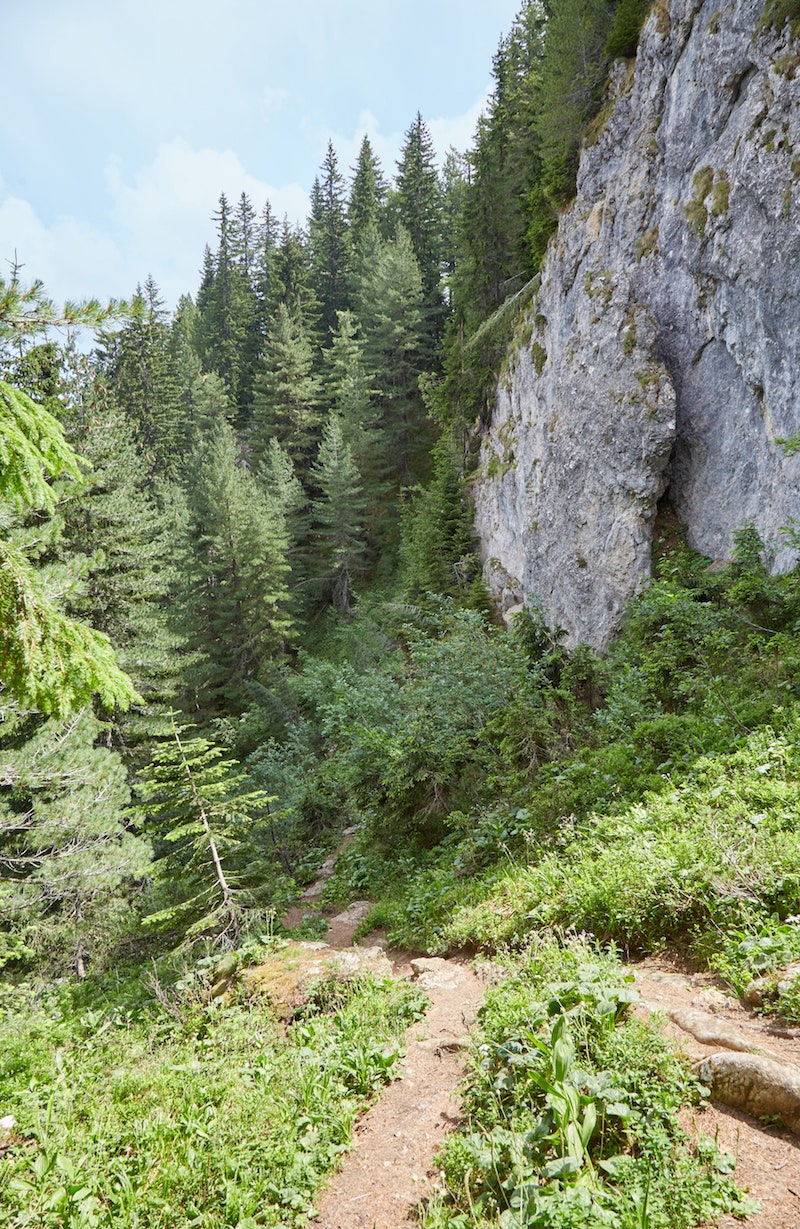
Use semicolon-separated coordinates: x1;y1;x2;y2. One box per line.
0;956;426;1228
304;535;800;1023
419;939;756;1228
332;710;800;1023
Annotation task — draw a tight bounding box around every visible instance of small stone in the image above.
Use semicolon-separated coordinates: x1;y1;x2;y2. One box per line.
0;1116;15;1134
743;976;771;1008
693;987;732;1012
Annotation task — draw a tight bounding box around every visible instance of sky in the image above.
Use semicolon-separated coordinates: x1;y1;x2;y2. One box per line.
0;0;521;312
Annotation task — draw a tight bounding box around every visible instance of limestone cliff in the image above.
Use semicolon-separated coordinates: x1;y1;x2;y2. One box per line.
474;0;800;647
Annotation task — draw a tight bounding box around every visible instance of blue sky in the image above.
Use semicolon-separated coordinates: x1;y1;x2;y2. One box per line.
0;0;521;310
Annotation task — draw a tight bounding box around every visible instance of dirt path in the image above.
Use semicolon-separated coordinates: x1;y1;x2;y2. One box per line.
285;843;800;1227
314;955;485;1229
632;957;800;1228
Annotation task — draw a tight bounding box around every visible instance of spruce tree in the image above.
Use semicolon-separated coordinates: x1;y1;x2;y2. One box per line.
254;200;280;341
179;421;291;713
392;113;444;331
309;415;368;613
535;0;616;205
0;706;150;975
250;303;323;473
59;396;184;728
349;135;388;250
0;379;137;717
273;220;320;329
96;278;182;476
195;193;257;418
358;228;429;486
136;720;269;942
257;437;310;611
309;142;352;340
323;310;385;509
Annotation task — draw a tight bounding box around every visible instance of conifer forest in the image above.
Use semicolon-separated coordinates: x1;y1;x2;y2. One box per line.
3;2;800;1226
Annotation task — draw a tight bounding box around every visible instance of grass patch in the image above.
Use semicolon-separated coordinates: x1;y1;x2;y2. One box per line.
0;957;426;1227
420;940;755;1227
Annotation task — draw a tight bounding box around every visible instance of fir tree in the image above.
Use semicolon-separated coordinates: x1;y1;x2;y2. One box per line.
310;415;368;613
250;303;323;473
180;421;291;713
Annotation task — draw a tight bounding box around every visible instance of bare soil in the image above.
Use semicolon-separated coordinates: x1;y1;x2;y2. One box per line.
633;956;800;1229
313;955;485;1229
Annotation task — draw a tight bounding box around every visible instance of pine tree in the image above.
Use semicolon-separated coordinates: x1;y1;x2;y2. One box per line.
309;142;352;340
180;421;291;713
136;719;269;942
250;303;323;473
0;706;150;975
310;416;368;613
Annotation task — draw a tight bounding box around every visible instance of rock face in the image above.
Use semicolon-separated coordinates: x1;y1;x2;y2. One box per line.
474;0;800;646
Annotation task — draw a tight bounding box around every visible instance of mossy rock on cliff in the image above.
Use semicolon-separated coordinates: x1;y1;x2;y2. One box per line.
760;0;800;37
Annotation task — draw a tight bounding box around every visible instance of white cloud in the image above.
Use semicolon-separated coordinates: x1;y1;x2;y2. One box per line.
106;140;309;305
0;141;311;313
428;91;490;160
330;91;490;181
0;188;128;307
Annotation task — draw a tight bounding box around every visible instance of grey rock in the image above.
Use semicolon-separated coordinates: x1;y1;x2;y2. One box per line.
695;1051;800;1134
777;962;800;998
668;1006;786;1062
410;957;468;993
474;0;800;646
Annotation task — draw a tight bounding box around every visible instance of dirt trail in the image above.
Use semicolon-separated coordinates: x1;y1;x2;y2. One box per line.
285;842;800;1228
314;955;485;1229
633;957;800;1228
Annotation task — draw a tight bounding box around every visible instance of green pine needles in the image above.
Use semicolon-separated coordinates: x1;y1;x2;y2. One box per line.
137;719;273;941
0;380;139;716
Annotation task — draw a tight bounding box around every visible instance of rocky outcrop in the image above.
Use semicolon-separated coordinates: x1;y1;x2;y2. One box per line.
474;0;800;646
